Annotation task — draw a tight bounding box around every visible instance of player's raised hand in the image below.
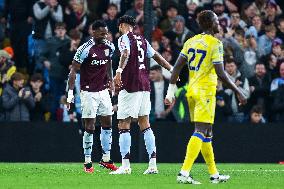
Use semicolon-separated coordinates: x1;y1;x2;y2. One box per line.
237;91;247;106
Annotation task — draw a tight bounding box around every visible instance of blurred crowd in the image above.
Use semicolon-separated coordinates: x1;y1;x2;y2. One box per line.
0;0;284;124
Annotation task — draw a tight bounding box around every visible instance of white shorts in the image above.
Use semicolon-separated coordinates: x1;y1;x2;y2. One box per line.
80;89;113;118
117;90;151;119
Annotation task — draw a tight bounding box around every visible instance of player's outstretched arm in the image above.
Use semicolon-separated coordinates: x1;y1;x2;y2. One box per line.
165;54;187;105
66;61;81;109
214;63;247;105
114;49;129;87
152;52;173;72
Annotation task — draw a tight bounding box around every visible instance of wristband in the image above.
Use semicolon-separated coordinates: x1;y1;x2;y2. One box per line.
170;66;174;73
116;68;123;73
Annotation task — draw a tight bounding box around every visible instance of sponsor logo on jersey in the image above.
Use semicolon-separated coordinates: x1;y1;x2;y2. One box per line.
91;59;108;65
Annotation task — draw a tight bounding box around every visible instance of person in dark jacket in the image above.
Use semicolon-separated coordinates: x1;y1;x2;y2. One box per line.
29;73;51;121
248;62;271;116
40;22;70;119
215;80;232;123
3;0;34;70
2;72;35;121
149;65;174;121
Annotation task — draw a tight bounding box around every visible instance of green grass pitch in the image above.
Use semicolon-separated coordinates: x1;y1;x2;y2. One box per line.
0;163;283;189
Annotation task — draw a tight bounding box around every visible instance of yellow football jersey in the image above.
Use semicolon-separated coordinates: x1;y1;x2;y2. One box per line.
180;33;224;90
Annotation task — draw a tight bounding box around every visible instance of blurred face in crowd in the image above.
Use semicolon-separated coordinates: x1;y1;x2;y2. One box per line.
252;15;262;30
30;80;43;91
255;64;266;78
231;12;241;26
153;0;160;8
250;112;262;124
225;62;237;76
162;50;172;62
13;79;24;89
266;30;276;39
107;5;118;18
278;20;284;32
174;20;185;33
280;63;284;78
213;4;225;16
272;44;282;56
161;36;170;48
71;38;81;49
266;4;277;17
93;26;108;43
244;4;257;19
269;54;277;68
135;0;144;10
151;41;160;51
73;1;84;14
149;69;163;82
55;26;66;39
167;7;178;19
187;2;198;13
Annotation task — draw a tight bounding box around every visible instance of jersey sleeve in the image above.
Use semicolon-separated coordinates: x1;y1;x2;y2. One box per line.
73;43;90;64
118;34;130;52
146;40;155;58
180;41;189;61
110;43;115;57
211;41;224;64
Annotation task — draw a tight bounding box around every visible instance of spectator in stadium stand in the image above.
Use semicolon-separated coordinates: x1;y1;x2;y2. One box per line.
124;0;150;26
29;73;51;121
171;15;194;50
239;29;259;79
215;80;232;123
2;0;34;71
152;0;163;21
212;0;230;29
2;72;35;121
266;53;279;80
159;4;178;33
0;50;16;96
251;15;265;37
149;65;174;121
264;0;281;25
271;62;284;122
240;2;259;25
183;0;200;34
257;24;277;58
64;0;90;38
40;22;70;119
224;58;250;123
32;0;63;71
249;105;266;124
276;18;284;42
270;38;284;62
229;11;247;30
248;62;270;117
103;3;119;40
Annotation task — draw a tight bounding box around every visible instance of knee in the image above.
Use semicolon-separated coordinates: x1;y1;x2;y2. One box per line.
118;118;131;130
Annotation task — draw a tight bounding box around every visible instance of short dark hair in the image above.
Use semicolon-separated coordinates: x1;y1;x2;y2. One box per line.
255;62;265;68
225;57;235;65
55;22;66;29
197;10;216;31
235;26;245;36
150;65;162;71
11;72;25;82
92;20;107;30
250;105;263;114
69;29;82;40
30;73;43;82
118;15;136;27
108;3;118;10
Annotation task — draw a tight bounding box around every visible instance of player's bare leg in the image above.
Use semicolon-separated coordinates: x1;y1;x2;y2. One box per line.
83;118;95;173
138;115;158;174
110;117;132;174
99;115;118;171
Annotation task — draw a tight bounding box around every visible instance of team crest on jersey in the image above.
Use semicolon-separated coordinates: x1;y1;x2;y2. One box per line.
104;49;110;56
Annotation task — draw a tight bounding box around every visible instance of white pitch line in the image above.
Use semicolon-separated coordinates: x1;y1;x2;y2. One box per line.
221;169;284;172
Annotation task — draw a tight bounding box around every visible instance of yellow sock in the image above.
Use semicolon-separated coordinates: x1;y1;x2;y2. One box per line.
201;137;218;175
181;132;204;172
